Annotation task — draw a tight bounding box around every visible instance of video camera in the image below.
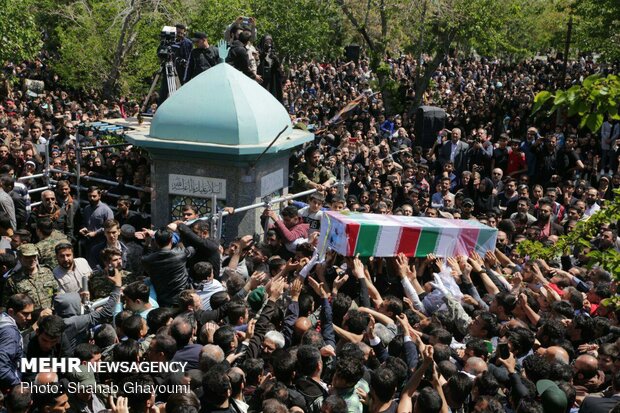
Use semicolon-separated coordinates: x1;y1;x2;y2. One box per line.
157;26;178;61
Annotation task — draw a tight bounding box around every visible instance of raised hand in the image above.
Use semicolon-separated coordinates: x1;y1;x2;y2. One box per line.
430;273;450;297
352;254;366;279
395;253;410;279
267;276;286;301
365;314;376;340
332;271;349;293
248;271;266;290
290;276;304;300
422;345;434;365
447;256;460;272
307;276;328;298
484;250;498;268
245;319;257;341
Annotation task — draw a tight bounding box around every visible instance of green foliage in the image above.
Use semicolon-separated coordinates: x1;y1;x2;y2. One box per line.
52;0;171;97
0;0;42;64
572;0;620;61
532;74;620;132
518;189;620;285
189;0;342;61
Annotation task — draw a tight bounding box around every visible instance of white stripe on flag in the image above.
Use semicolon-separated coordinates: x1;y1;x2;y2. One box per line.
435;226;460;257
374;224;402;256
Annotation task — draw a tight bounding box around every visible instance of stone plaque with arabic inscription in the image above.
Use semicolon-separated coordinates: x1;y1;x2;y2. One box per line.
168;174;227;199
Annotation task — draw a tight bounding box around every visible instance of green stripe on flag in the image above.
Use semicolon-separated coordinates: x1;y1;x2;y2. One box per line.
415;227;441;256
354;223;382;256
474;227;496;254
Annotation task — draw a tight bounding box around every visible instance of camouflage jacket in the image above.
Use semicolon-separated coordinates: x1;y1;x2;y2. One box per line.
3;265;58;309
36;230;70;269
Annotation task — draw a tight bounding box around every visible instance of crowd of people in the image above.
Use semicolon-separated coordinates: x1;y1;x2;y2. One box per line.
0;17;619;413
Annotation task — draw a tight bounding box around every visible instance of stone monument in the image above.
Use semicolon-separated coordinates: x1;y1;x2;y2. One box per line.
124;63;313;240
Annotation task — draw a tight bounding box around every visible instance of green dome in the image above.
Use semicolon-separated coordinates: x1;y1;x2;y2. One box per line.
150;63;293;145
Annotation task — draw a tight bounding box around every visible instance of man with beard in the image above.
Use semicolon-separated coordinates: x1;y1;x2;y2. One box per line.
533;199;564;241
78;186;114;246
596;229;620;253
584;187;601;217
510;196;537;224
53;242;92;295
293;146;336;193
55;180;79;240
497;178;519;217
29;190;69;237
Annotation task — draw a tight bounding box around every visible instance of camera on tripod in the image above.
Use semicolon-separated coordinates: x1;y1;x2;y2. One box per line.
157;26;178;61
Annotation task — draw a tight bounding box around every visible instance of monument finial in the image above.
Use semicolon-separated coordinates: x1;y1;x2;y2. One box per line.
217;39;229;63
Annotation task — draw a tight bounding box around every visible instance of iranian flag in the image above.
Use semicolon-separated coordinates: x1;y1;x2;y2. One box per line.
318;211;497;258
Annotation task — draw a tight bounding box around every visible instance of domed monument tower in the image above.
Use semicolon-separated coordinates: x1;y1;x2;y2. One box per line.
125;63;313;240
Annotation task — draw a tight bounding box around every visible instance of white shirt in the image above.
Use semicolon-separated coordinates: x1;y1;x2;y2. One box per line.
53;257;92;293
584;202;601;217
196;279;225;310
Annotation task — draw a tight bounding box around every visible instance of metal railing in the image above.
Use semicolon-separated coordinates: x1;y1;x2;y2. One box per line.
187;164;347;241
17;126;151;215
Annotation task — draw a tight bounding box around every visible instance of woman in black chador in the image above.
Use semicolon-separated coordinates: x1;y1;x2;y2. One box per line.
257;34;283;102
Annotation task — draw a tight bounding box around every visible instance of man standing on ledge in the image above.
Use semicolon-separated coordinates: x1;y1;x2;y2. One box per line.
184;32;219;83
227;30;263;83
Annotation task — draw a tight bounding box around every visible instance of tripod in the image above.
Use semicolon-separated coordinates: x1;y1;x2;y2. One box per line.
141;58;181;113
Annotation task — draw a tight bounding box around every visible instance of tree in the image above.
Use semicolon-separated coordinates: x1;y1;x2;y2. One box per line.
517;190;620;306
572;0;620;61
532;74;620;132
0;0;41;64
189;0;342;62
53;0;187;98
334;0;570;114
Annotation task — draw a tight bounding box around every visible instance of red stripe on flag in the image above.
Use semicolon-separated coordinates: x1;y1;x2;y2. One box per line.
453;225;480;256
347;221;361;256
396;226;422;256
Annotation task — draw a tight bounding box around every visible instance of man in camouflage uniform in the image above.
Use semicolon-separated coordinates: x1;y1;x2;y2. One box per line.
2;244;58;309
34;217;70;269
293;146;336;193
89;247;138;300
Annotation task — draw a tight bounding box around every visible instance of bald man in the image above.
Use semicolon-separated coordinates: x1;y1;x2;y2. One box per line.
440;127;470;174
544;346;570;365
199;344;225;372
574;354;606;403
228;366;248;413
464;357;488;377
294;317;312;339
34;372;59;385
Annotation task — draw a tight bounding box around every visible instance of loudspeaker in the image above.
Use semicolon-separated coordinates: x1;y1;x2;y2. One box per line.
415;106;446;149
345;45;361;62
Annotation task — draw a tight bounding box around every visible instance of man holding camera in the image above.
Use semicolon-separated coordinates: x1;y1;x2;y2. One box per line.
183;32;219;83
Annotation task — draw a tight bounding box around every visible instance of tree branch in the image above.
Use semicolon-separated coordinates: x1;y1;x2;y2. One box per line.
334;0;376;51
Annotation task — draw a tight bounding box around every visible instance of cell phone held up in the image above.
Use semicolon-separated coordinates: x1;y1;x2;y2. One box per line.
498;342;510;360
107;265;115;278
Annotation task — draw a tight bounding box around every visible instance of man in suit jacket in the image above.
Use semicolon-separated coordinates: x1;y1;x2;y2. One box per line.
579;370;620;413
439;128;470;175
